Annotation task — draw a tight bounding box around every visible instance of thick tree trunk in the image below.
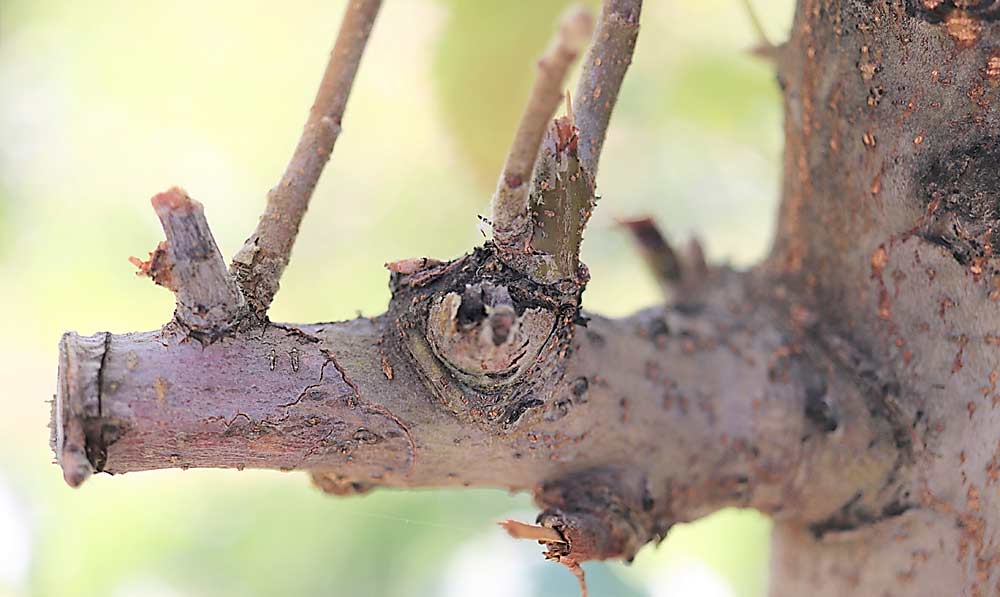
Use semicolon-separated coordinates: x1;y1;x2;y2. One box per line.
767;0;1000;594
48;0;1000;594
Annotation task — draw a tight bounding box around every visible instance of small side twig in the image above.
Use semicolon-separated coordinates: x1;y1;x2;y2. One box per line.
740;0;773;50
491;6;594;251
499;519;566;543
621;216;711;301
232;0;382;317
619;216;682;289
740;0;786;63
573;0;642;178
130;187;245;334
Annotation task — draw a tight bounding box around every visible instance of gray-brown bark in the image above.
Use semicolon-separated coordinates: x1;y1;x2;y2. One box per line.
49;0;1000;594
55;264;905;560
231;0;381;319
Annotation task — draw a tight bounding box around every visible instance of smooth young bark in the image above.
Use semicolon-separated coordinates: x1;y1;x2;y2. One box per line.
573;0;641;178
49;0;1000;594
231;0;381;318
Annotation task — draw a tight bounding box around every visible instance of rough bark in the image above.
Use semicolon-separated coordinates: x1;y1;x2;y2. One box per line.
55;263;905;559
766;1;1000;595
49;0;1000;594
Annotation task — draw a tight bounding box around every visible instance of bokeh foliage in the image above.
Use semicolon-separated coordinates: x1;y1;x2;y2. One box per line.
432;0;597;185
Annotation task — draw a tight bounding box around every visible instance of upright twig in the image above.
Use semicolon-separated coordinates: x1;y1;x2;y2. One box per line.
739;0;773;50
232;0;382;317
573;0;641;178
491;6;594;251
739;0;784;62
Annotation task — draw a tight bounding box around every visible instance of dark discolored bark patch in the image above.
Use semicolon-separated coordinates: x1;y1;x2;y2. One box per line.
804;381;838;434
919;136;1000;264
904;0;1000;25
808;492;914;539
504;398;545;426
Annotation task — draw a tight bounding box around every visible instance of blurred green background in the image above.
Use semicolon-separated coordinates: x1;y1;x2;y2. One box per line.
0;0;793;595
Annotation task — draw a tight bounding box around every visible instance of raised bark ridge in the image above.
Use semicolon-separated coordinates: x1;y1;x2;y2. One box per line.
49;0;1000;594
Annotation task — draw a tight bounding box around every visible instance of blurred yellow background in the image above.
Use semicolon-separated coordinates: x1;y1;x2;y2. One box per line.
0;1;793;595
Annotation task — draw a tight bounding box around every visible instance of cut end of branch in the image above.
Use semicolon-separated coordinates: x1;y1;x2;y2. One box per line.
139;187;246;335
491;6;594;250
53;332;105;488
151;186;196;215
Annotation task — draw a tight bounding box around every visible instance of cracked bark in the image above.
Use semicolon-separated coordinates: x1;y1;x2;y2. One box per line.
50;0;1000;594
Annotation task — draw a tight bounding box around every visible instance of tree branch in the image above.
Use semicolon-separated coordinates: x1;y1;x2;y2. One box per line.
620;216;682;289
130;188;246;336
620;216;712;305
491;7;593;251
573;0;641;178
231;0;382;318
54;267;909;562
513;0;644;283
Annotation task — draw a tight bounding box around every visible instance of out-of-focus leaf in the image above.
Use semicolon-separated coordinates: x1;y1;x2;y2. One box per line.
431;0;596;187
0;188;8;259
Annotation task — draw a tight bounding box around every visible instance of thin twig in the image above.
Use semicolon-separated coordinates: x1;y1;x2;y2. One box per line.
739;0;773;49
232;0;382;317
574;0;642;178
491;6;594;250
562;558;588;597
